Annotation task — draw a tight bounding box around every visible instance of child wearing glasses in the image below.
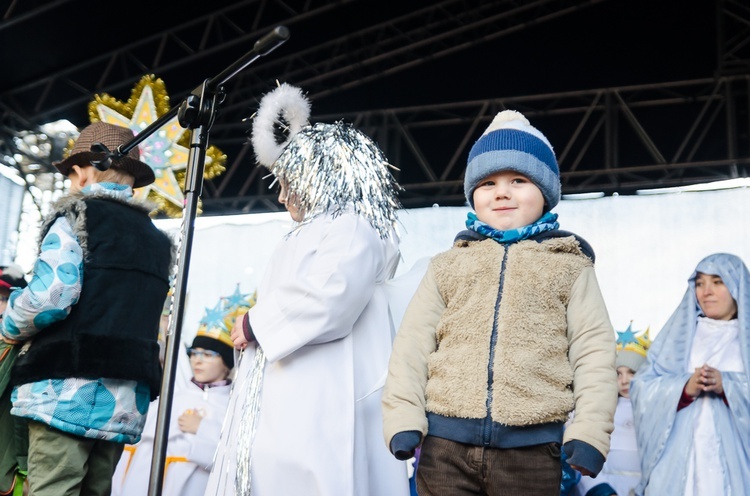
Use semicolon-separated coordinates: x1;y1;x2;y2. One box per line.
112;288;249;496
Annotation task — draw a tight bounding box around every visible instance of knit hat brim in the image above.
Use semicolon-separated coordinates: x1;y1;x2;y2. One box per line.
190;335;234;369
616;350;646;372
464;149;561;210
465;115;561;211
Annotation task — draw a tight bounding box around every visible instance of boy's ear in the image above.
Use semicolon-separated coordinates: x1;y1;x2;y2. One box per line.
70;164;92;188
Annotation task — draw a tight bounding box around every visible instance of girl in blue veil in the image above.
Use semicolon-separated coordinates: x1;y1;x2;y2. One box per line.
630;253;750;495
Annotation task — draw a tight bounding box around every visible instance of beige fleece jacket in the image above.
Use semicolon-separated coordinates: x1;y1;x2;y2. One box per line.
382;235;617;458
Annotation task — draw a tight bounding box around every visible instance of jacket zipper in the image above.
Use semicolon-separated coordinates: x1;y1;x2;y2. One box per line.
483;245;508;446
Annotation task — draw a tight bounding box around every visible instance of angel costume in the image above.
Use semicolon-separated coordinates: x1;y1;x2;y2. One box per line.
630;253;750;495
205;84;410;496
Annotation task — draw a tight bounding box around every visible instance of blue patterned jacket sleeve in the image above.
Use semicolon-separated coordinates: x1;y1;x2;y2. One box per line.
1;217;83;341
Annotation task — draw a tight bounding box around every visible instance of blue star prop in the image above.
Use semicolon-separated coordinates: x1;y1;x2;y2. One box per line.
201;300;226;328
616;322;638;347
223;284;251;310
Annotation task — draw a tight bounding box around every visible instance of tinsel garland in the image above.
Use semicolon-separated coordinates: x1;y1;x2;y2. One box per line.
251;83;402;238
234;346;266;496
270;121;402;239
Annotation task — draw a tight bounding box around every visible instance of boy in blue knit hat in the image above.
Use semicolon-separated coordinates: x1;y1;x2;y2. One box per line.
383;110;618;495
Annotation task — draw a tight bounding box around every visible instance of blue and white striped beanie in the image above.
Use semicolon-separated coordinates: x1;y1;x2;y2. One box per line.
465;110;560;210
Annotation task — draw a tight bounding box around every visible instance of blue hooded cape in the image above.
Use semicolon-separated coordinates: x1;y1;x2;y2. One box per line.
630;253;750;495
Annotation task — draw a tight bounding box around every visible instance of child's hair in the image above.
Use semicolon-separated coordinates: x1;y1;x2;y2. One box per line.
86;164;136;186
465;110;560;211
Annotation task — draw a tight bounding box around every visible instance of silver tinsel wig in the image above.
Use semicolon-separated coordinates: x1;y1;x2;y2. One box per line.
252;83;402;238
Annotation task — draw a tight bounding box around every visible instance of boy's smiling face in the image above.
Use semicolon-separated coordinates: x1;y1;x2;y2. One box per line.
472;170;545;231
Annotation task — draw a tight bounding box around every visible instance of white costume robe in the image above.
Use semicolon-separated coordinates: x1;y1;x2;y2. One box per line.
630;254;750;496
112;381;231;496
575;397;640;496
205;212;410;496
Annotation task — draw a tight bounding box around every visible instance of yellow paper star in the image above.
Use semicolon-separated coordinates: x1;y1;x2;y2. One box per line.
87;75;227;217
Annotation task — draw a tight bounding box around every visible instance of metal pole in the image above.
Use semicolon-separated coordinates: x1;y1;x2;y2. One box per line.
141;26;289;496
147;124;207;496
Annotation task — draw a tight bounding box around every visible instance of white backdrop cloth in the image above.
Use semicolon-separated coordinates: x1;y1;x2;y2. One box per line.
155;183;750;356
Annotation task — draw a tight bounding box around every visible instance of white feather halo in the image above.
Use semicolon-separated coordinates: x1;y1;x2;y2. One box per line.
251;83;311;167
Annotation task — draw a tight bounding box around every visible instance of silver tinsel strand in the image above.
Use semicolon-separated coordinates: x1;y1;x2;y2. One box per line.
208;348;244;495
270;121;402;239
234;346;266;496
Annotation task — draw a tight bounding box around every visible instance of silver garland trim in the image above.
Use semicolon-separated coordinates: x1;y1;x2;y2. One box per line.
235;346;266;496
270;121;402;239
208;349;244;495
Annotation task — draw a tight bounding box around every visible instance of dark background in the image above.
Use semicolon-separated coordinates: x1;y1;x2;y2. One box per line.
1;0;746;215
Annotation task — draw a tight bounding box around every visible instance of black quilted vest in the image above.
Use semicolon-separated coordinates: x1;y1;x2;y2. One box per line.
12;196;172;400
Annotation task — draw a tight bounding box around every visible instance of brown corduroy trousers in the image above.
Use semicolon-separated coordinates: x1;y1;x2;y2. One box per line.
416;435;562;496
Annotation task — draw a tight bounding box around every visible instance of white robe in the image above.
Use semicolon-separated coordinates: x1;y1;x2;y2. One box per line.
575;397;640;496
112;381;231;496
630;253;750;496
684;317;744;496
205;212;410;496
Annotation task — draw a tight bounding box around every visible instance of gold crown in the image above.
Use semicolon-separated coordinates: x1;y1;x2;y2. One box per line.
616;321;652;358
195;284;256;348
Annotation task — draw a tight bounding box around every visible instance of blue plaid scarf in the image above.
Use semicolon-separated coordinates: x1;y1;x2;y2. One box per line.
465;211;560;244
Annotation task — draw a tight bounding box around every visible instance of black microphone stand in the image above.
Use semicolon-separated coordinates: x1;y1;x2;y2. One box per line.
88;25;289;496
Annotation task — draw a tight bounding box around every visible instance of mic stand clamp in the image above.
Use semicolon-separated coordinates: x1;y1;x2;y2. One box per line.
89;142;123;171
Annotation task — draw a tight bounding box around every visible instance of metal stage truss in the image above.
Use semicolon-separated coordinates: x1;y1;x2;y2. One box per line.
0;0;748;216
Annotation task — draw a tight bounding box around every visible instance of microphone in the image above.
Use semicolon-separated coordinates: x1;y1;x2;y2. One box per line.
254;26;290;56
207;26;290;93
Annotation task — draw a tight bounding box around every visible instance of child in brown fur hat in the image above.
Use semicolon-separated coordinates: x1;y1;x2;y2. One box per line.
1;122;173;496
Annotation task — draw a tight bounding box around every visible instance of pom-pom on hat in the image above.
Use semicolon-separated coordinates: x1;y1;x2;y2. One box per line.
189;284;256;369
465;110;560;210
615;322;652;372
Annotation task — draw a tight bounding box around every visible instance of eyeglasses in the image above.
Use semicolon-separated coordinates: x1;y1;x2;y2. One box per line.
186;348;221;360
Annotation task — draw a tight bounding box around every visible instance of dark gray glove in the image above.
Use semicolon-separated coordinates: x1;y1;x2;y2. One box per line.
389;430;421;460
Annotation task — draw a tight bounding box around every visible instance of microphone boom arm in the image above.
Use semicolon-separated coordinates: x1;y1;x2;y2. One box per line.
126;25;291;496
